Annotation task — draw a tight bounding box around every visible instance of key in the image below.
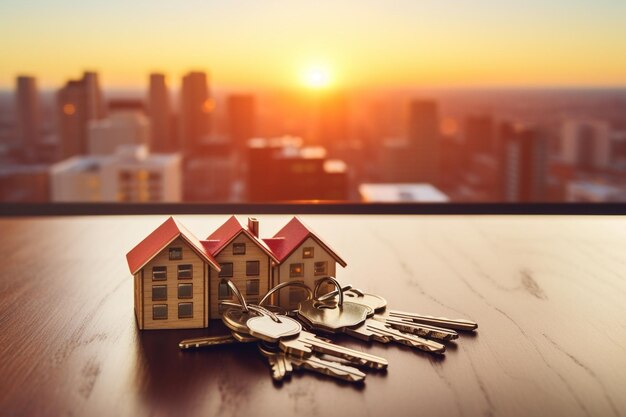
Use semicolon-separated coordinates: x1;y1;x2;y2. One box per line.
372;313;459;341
258;344;293;381
298;277;445;354
345;319;446;354
321;281;478;332
179;332;256;350
279;330;388;370
246;314;303;343
387;310;478;332
258;343;366;383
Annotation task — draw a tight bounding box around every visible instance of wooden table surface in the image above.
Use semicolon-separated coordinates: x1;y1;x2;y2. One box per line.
1;215;625;417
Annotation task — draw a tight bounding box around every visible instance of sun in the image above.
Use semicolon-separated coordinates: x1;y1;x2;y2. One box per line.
302;66;332;89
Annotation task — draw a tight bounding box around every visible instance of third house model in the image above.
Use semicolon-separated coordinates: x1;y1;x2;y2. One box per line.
126;216;347;330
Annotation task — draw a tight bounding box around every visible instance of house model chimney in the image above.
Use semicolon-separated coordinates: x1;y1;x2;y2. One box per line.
248;217;259;238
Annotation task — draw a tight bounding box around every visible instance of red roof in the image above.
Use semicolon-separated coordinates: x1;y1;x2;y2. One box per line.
204;215;278;262
126;217;220;275
263;217;347;267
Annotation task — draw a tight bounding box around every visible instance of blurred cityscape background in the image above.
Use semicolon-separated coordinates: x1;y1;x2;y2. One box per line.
1;2;625;203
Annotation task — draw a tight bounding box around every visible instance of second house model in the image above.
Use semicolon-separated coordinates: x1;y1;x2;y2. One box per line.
126;216;346;330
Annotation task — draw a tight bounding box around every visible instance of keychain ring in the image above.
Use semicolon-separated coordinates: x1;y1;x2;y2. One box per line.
225;279;249;313
247;304;281;323
314;276;344;306
258;281;314;307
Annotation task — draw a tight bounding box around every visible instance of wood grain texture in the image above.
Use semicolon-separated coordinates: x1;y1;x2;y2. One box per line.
0;215;625;417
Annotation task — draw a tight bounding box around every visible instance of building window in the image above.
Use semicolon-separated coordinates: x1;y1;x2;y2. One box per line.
246;260;260;276
218;281;231;300
178;264;192;279
219;262;233;277
169;247;182;260
233;243;246;255
153;304;168;320
303;247;314;258
314;261;328;276
152;266;167;281
178;283;193;299
290;263;304;278
178;302;193;318
152;285;167;301
289;286;307;306
246;279;260;296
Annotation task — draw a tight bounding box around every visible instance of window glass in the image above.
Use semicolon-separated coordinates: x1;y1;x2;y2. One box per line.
218;281;231;299
178;283;193;299
152;285;167;301
169;247;182;260
152;266;167;281
178;302;193;318
153;304;168;320
246;279;260;295
303;247;314;258
289;263;304;278
178;264;192;279
219;263;233;277
314;261;328;276
246;260;260;276
233;243;246;255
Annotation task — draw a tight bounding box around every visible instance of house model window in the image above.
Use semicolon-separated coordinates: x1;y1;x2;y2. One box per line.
152;285;167;301
178;283;193;299
233;243;246;255
153;304;168;320
169;247;182;260
246;261;260;276
178;302;193;318
246;279;260;295
219;263;233;277
303;247;314;258
218;281;231;299
152;266;167;281
290;263;304;278
314;261;328;276
177;264;192;279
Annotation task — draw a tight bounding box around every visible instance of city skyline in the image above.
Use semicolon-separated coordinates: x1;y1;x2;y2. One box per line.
1;1;626;90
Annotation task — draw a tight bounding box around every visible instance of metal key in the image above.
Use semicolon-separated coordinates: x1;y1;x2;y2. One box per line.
298;277;445;354
321;280;477;332
345;318;446;354
372;313;459;341
279;330;388;370
179;332;256;350
258;343;366;383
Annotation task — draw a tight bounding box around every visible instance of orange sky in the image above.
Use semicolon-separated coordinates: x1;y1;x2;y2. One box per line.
1;1;626;90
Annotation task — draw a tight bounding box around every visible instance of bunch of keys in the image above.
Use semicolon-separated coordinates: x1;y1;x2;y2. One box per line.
317;279;478;342
180;280;388;384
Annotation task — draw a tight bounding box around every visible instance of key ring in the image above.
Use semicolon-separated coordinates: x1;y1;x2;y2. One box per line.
258;281;314;308
225;279;248;313
314;276;344;307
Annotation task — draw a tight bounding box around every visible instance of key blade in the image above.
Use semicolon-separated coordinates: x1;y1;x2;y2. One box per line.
346;320;446;354
374;315;459;341
280;331;388;370
291;355;366;383
179;334;239;350
388;310;478;331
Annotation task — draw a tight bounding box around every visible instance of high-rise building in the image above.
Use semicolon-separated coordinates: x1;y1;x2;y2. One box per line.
227;94;256;154
88;111;150;155
407;99;440;184
15;76;41;161
180;71;211;154
465;115;494;157
148;73;174;152
50;144;181;202
57;72;105;158
501;123;548;202
561;120;611;170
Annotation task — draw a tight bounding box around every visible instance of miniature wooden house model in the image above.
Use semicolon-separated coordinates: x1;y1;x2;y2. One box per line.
126;215;346;330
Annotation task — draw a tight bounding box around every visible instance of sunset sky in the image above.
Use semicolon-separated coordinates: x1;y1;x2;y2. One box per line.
1;0;625;90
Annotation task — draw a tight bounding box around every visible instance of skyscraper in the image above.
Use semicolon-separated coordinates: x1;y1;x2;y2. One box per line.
15;76;41;161
465;115;494;157
57;72;105;158
561;120;611;171
501;123;548;202
407;99;440;184
227;93;256;154
180;71;211;154
148;73;174;152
